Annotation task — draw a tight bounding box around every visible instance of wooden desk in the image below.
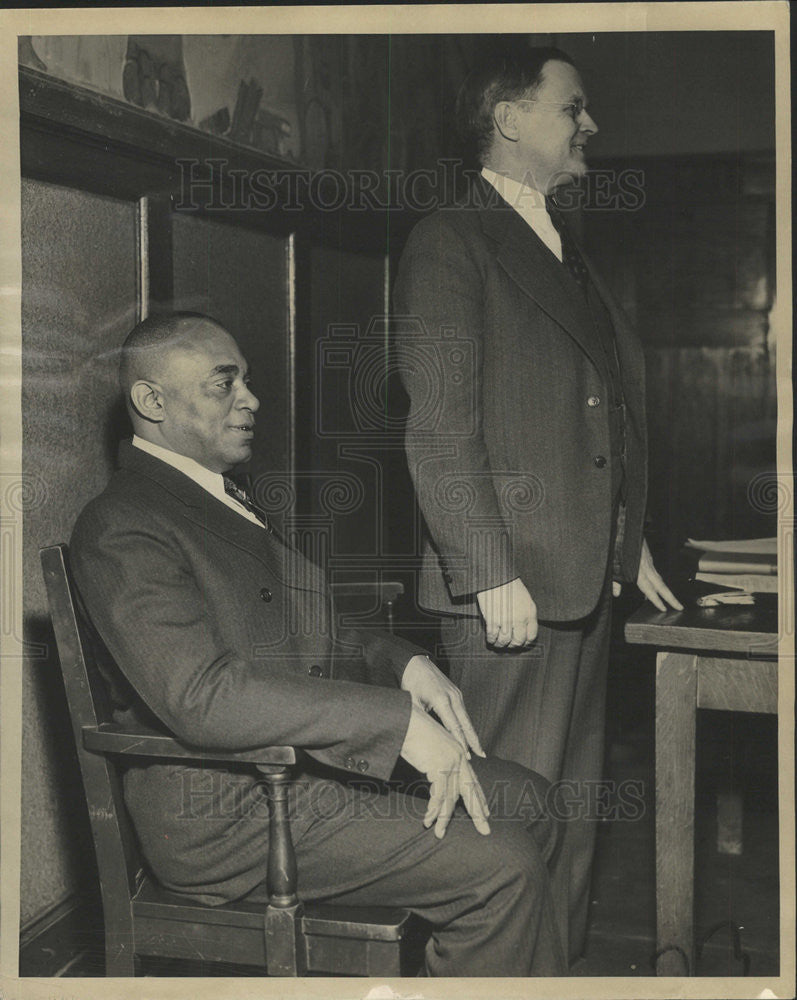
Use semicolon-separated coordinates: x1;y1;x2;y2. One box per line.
625;593;778;976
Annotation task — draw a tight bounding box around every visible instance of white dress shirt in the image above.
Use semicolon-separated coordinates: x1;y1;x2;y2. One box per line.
481;167;563;262
132;435;265;529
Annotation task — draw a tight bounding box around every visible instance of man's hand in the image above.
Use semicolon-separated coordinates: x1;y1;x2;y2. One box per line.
476;577;538;648
401;655;485;759
400;705;491;839
636;538;683;612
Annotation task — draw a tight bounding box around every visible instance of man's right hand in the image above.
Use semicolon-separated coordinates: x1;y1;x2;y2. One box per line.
476;577;538;648
400;705;491;839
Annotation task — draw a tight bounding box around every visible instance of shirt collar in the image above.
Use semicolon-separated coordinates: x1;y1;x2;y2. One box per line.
481;167;562;261
132;435;226;500
481;167;549;214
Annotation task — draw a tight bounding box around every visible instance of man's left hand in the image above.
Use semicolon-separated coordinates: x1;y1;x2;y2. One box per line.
635;538;684;612
401;655;486;759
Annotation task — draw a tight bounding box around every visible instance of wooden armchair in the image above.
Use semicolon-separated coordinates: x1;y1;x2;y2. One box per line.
40;544;413;977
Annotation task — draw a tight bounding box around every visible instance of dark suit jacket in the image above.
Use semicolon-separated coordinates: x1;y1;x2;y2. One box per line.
393;178;647;622
70;441;418;903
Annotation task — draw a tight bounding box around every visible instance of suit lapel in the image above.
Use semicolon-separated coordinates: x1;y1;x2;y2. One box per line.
118;442;325;593
476;182;603;373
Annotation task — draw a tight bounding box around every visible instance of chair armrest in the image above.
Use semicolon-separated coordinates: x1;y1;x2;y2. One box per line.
82;723;296;767
84;721;304;945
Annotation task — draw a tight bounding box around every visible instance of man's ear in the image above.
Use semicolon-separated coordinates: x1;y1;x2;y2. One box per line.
493;102;520;142
129;379;165;422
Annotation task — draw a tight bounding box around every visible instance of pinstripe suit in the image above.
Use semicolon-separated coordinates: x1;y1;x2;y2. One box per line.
394;176;648;961
69;439;567;975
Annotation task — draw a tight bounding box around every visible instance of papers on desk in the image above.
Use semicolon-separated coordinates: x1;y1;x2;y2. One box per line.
696;591;756;607
686;537;776;556
686;537;777;597
695;571;777;593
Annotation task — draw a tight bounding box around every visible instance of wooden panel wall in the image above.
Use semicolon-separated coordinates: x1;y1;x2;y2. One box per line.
645;345;776;551
18;84;303;938
583;153;777;569
171;214;292;481
293;242;431;642
20;179;138;925
299;244;391;569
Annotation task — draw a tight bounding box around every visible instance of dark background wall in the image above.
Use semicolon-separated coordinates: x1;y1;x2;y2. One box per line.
561;31;777;567
559;31;776;157
18;29;777;953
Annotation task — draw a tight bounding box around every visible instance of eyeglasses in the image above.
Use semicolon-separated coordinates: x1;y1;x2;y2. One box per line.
514;98;588;123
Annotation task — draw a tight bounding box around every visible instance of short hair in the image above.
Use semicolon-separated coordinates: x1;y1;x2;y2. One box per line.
118;311;224;397
456;45;576;165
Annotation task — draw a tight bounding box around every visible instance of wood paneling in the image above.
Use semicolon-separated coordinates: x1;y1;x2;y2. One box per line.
645;345;776;561
20;179;138;926
634;200;773;348
583;153;777;567
300;244;390;565
171;213;292;480
18;83;302;936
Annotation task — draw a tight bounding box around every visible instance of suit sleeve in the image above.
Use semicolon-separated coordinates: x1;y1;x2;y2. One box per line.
336;626;430;688
69;501;412;782
393;214;518;598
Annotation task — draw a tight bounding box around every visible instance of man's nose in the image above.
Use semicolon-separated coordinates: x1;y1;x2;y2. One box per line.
579;109;598;135
239;383;260;411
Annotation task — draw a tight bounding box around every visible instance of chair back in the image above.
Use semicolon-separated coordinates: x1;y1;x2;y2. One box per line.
40;544;143;904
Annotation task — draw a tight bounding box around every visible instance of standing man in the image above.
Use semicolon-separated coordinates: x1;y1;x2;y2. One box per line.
394;46;681;964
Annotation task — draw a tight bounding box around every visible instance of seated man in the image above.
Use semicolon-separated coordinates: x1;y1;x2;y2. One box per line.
70;312;565;977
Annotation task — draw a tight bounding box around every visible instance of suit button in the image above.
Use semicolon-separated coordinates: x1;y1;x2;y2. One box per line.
356;759;369;773
308;664;323;677
443;572;453;584
587;395;601;407
259;587;272;603
344;756;355;769
594;455;607;468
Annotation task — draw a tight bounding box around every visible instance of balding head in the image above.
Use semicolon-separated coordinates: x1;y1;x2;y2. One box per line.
119;312;260;472
119;312;228;401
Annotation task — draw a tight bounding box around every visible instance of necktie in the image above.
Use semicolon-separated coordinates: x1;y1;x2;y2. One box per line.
545;196;589;295
223;476;270;530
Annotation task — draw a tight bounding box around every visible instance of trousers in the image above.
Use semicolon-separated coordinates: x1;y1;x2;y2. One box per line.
440;575;614;964
244;754;567;976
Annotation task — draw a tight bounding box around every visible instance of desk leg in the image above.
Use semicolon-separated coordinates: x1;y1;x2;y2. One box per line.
655;650;697;976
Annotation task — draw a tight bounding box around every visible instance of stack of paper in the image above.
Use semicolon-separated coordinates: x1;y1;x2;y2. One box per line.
686;538;777;594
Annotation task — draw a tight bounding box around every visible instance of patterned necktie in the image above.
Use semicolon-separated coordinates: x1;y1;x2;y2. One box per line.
223;476;270;530
545;196;590;295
